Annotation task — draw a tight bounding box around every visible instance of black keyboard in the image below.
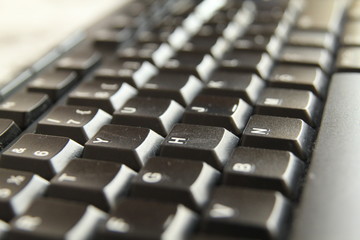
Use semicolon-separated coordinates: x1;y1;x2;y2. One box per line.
1;0;360;239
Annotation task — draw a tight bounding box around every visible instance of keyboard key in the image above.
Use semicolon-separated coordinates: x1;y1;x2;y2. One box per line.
112;97;184;136
67;81;137;113
202;187;291;240
223;147;305;198
46;158;135;211
288;30;336;52
36;105;111;144
278;46;332;73
93;29;131;50
139;73;203;106
0;133;83;180
131;157;220;211
241;115;315;160
117;43;161;62
183;95;252;134
233;34;282;57
83;124;163;171
27;71;78;101
255;88;322;127
0;220;8;238
220;51;273;79
336;47;360;71
203;72;265;105
8;198;105;240
97;198;196;240
0;119;21;150
342;21;360;46
0;169;48;221
269;65;328;98
160;124;239;170
0;92;51;128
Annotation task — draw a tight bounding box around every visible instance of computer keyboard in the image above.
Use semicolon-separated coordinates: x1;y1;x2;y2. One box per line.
0;0;359;239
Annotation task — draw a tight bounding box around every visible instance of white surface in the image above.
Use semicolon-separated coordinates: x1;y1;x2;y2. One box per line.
0;0;128;83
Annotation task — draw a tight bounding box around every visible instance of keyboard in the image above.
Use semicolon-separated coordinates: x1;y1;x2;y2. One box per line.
0;0;359;239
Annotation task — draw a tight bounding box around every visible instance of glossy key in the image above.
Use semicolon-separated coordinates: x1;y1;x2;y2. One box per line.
233;34;282;57
46;158;136;211
131;157;220;211
97;198;196;240
223;147;305;198
1;133;83;180
7;198;105;240
160;124;239;170
36;105;111;144
255;88;322;127
288;30;336;52
336;47;360;71
67;81;137;113
0;92;51;128
241;115;315;160
0;169;48;221
83;124;163;171
202;187;291;240
183;95;252;134
112;97;184;136
0;119;21;150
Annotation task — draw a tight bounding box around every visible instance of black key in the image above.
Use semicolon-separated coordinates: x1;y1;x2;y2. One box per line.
27;71;78;101
117;43;160;62
36;105;111;144
97;198;196;240
83;124;163;171
220;51;273;79
1;133;83;180
112;97;184;136
162;52;217;81
203;72;265;105
0;92;51;128
223;147;305;198
8;198;105;240
0;169;48;221
131;157;220;211
95;59;158;88
0;119;21;150
269;65;328;98
241;115;315;160
278;46;332;73
139;72;203;106
202;187;291;240
160;124;239;170
197;23;228;37
182;36;220;53
336;47;360;72
93;29;131;50
288;30;336;52
46;158;135;211
183;95;252;134
255;88;322;127
233;34;282;57
246;22;289;39
56;48;101;75
67;81;137;113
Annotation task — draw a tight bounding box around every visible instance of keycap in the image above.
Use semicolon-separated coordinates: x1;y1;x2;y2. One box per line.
93;29;131;50
96;198;196;240
27;71;78;101
245;22;290;39
139;73;203;106
67;81;137;113
223;147;304;198
95;59;158;88
0;220;9;239
183;95;252;134
117;43;161;62
233;34;282;57
0;133;83;180
182;36;221;53
0;119;21;150
278;46;332;73
336;47;360;71
197;23;228;38
162;52;217;81
0;92;51;129
160;124;239;170
220;51;273;79
290;73;360;240
255;88;322;127
83;124;163;171
342;21;360;46
203;72;265;105
241;115;315;160
112;97;184;136
56;48;101;75
202;187;291;240
288;30;336;52
131;157;220;211
269;65;328;98
7;198;105;240
46;158;135;211
36;105;112;144
0;169;48;221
